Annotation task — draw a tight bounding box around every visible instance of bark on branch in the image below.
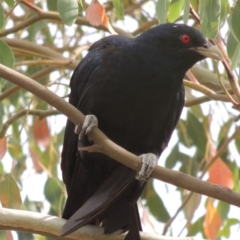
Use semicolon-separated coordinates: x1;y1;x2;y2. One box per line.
0;208;206;240
0;64;240;208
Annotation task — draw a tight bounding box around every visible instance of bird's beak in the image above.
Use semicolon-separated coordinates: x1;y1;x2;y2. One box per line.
193;44;223;61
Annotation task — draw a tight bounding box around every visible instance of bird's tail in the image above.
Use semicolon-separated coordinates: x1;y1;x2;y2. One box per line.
61;166;144;240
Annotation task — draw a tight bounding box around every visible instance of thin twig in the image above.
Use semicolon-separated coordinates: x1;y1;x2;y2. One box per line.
0;109;60;138
183;80;232;102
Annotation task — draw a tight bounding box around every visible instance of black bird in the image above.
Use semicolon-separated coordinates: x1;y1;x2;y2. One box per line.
61;23;222;239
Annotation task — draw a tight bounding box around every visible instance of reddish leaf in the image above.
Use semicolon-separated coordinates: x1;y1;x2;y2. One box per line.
6;231;13;240
208;158;234;188
208;144;234;189
33;117;50;147
86;0;117;34
29;147;43;173
204;199;222;240
0;174;22;209
0;137;7;161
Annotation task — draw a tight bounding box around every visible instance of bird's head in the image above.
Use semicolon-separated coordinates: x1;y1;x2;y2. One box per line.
136;23;223;72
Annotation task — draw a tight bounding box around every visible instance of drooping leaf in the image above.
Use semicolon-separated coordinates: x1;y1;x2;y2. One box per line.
86;0;108;27
29;147;43;173
168;0;184;23
200;0;221;38
0;174;22;209
33;117;50;147
47;0;58;11
188;215;205;236
220;0;230;22
0;3;4;29
218;218;239;238
204;199;222;240
112;0;124;19
227;32;240;70
183;0;190;24
4;0;15;8
0;40;15;68
57;0;79;26
208;158;234;188
44;177;62;213
217;201;230;220
156;0;170;24
177;111;207;162
217;118;233;146
143;179;170;222
208;144;234;189
0;137;7;161
231;0;240;43
183;193;201;221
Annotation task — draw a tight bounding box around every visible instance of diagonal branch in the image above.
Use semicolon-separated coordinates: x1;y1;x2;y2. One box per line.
0;64;240;209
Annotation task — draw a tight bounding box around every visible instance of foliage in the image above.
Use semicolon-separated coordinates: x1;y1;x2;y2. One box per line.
0;0;240;239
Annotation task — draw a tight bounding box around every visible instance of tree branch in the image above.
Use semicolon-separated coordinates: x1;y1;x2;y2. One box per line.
0;64;240;209
0;208;206;240
0;4;132;38
0;109;60;137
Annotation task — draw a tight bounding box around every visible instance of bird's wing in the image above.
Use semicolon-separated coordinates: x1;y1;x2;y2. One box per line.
61;36;137;221
163;84;185;148
61;35;130;190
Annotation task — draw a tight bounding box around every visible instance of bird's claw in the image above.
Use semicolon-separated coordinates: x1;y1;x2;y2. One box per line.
135;153;157;181
75;115;98;139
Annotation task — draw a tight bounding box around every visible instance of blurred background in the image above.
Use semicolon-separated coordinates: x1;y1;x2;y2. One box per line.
0;0;240;239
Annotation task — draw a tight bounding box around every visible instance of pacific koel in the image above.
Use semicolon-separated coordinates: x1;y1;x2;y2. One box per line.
61;23;222;239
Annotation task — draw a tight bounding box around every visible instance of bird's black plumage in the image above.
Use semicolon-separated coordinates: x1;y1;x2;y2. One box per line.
61;23;219;239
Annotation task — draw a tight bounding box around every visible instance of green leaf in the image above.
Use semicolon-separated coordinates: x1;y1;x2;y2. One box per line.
168;0;184;23
200;0;221;38
227;32;240;70
231;0;240;42
187;111;207;157
113;0;124;19
156;0;170;24
188;215;205;236
217;118;233;146
4;0;15;8
0;40;15;68
218;218;239;238
0;3;4;29
44;177;62;212
47;0;58;11
144;180;170;222
183;0;190;24
0;174;22;209
57;0;79;26
165;144;179;168
217;201;230;220
220;0;230;22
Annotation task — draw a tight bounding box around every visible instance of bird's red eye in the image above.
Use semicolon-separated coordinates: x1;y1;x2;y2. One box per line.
180;35;191;44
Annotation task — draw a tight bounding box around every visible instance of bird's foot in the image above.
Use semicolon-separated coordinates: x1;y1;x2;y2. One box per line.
74;115;98;139
135;153;157;181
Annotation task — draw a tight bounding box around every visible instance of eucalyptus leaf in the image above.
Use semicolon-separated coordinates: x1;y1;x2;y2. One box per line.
200;0;221;38
113;0;124;19
156;0;170;24
57;0;79;26
168;0;184;23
